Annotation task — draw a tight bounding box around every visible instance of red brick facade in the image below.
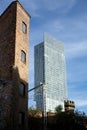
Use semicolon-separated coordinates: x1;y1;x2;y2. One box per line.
0;1;30;130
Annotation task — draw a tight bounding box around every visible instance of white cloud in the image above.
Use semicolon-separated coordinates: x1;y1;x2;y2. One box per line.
42;0;77;12
65;41;87;59
20;0;77;17
42;20;64;33
73;99;87;114
19;0;40;17
66;59;87;83
75;100;87;107
68;90;87;107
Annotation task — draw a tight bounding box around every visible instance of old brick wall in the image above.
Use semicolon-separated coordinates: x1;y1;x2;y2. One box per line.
0;79;19;130
15;2;30;130
0;1;30;130
0;2;16;80
15;1;30;82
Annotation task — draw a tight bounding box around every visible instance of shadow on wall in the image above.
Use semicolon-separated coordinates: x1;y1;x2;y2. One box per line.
0;67;28;130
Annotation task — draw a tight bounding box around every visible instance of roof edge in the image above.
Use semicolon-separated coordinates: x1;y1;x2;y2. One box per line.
0;0;31;18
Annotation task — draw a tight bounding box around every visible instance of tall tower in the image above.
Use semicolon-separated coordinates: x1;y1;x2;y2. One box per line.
34;33;67;112
0;1;30;130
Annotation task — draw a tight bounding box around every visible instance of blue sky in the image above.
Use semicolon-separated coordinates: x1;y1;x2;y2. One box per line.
0;0;87;114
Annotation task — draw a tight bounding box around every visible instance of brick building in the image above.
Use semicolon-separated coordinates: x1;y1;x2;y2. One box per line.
64;100;75;113
0;1;30;130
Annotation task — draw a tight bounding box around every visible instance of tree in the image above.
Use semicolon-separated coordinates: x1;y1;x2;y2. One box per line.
28;107;42;117
55;105;63;114
55;110;87;130
28;107;43;130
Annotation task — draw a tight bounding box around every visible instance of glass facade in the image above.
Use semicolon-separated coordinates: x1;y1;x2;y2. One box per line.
34;33;67;112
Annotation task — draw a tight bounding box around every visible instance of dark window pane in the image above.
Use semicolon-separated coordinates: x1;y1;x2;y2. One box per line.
19;83;25;96
19;112;24;125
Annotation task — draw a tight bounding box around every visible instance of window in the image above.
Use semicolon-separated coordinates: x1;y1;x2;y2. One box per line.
21;50;26;63
19;83;25;96
22;22;27;33
19;112;24;125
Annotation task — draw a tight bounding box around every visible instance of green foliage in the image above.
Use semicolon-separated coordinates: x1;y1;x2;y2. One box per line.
55;105;63;114
28;108;87;130
28;107;42;117
56;110;87;130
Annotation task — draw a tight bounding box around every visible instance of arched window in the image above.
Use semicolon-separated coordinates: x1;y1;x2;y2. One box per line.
21;50;26;63
22;21;27;33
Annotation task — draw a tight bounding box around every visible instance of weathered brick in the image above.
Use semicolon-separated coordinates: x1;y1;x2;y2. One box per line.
0;1;30;130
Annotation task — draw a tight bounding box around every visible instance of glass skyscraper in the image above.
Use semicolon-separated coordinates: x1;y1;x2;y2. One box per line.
34;33;67;112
